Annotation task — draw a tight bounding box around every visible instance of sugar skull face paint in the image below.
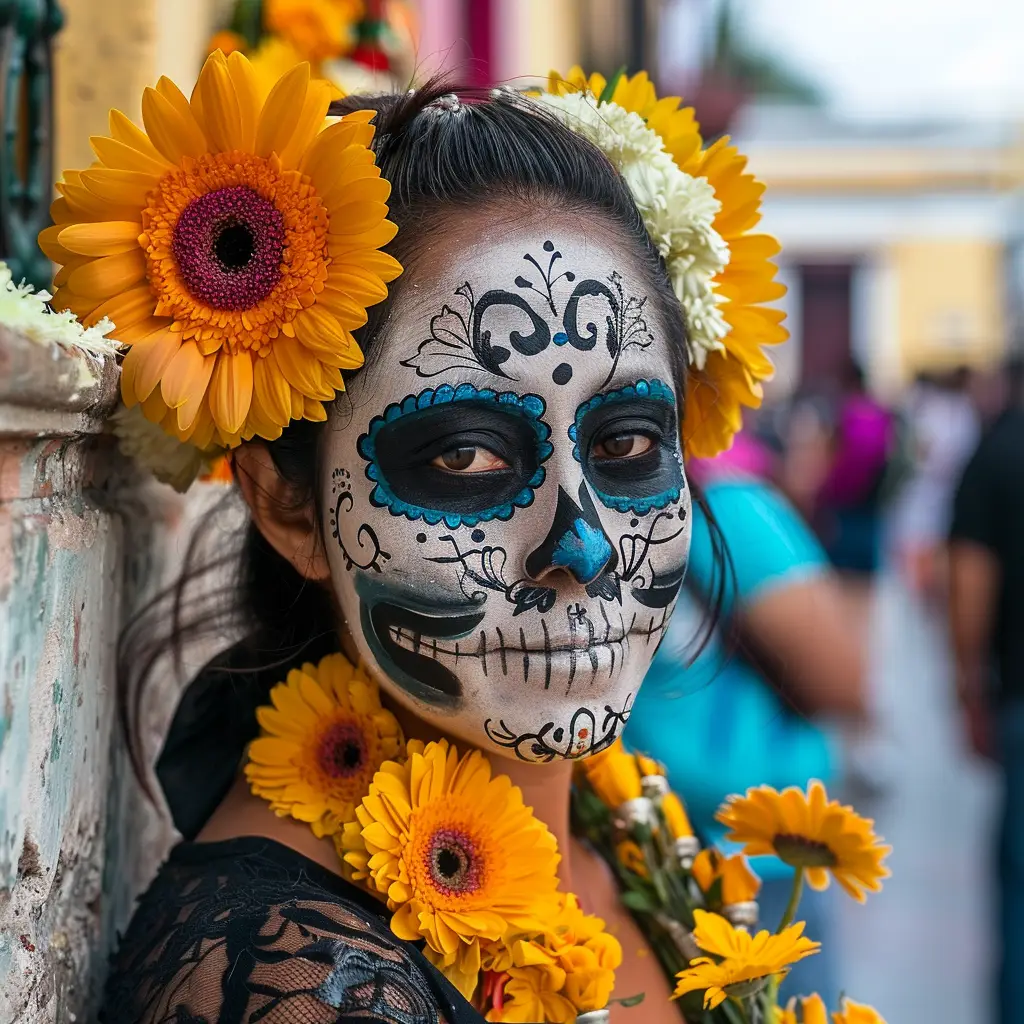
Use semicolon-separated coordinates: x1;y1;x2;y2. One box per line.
321;229;691;762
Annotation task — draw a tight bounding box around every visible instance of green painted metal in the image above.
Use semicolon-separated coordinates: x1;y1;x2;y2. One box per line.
0;0;63;291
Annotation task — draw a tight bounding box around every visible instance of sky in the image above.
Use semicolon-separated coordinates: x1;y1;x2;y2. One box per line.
736;0;1024;121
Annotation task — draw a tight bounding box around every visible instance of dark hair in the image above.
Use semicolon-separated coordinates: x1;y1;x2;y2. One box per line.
117;78;732;788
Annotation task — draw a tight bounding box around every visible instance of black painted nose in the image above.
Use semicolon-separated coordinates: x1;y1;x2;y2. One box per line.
526;483;616;585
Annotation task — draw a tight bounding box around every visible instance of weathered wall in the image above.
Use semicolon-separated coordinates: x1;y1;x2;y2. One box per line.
0;326;204;1023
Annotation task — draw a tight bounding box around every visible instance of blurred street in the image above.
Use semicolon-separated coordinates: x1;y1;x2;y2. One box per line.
839;570;1000;1023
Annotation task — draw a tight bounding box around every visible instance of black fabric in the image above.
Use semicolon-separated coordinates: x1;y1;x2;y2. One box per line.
950;408;1024;700
99;836;484;1024
156;634;339;840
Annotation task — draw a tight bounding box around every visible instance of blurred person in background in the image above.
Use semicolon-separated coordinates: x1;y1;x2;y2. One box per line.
890;367;979;602
816;358;895;578
948;356;1024;1024
626;428;866;1004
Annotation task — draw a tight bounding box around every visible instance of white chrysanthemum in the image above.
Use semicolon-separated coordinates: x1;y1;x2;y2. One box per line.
111;404;211;493
535;92;730;369
0;262;120;356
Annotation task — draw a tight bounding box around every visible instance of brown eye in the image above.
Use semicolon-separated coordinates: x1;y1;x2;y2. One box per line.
592;433;654;460
432;447;509;473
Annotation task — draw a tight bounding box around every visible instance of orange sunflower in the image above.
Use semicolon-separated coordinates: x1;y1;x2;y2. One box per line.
341;739;561;999
245;653;403;837
546;67;788;459
716;782;891;902
673;910;820;1010
41;49;401;450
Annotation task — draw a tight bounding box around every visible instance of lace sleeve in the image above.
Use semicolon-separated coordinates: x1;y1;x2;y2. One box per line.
100;842;470;1024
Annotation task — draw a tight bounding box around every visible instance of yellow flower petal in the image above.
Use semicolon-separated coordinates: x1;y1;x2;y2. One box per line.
194;52;243;152
144;78;208;162
67;248;147;299
208;348;254;435
58;221;142;257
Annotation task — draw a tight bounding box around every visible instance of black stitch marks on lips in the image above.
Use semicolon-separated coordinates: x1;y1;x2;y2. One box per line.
330;468;391;573
483;694;634;762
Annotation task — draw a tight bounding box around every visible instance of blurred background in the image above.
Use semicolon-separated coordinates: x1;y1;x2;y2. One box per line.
5;0;1023;1021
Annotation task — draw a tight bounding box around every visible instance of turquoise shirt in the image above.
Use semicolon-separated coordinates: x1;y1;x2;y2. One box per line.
626;478;839;878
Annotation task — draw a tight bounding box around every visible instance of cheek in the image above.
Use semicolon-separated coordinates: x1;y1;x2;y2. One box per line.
325;466;393;577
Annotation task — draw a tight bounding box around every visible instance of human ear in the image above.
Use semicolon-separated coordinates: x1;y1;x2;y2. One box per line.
233;442;331;583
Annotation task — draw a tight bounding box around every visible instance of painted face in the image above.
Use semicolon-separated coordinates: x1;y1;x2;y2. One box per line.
321;227;691;763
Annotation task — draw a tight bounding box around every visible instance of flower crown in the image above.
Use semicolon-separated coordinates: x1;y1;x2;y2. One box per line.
540;68;788;460
39;55;785;487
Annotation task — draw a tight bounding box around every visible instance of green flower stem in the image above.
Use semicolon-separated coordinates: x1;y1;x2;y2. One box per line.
777;867;804;932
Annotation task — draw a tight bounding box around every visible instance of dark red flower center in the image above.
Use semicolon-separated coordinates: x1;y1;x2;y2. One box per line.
316;721;368;779
427;827;482;896
173;186;285;310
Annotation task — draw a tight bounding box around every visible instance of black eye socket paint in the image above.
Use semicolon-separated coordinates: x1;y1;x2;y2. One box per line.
573;396;682;512
367;399;549;519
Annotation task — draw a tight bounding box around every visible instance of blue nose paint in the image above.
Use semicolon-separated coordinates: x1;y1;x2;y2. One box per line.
551;517;613;584
553;331;569;346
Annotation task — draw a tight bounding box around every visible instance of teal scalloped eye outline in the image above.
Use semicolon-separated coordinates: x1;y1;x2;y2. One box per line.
569;377;683;516
358;383;554;528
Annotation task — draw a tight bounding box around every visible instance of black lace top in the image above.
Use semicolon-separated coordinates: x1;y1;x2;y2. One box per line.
100;640;485;1024
100;836;482;1023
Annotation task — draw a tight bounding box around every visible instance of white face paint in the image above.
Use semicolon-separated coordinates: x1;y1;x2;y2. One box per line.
321;227;691;763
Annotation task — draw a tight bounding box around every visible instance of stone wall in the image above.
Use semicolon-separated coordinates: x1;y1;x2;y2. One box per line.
0;325;226;1022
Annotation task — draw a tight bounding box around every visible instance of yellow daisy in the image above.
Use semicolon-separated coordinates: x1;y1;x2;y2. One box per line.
716;782;892;902
781;993;829;1024
546;67;787;458
578;737;642;809
341;739;561;995
691;848;762;906
245;653;402;837
781;994;887;1024
673;909;820;1009
42;50;401;450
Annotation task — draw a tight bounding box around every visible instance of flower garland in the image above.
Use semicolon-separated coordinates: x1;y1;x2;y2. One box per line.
246;651;892;1023
0;261;119;357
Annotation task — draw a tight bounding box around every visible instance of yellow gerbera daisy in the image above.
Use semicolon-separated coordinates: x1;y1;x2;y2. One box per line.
42;50;401;450
341;739;561;993
245;653;402;837
546;67;787;458
578;737;642;809
691;848;762;906
782;994;887;1024
673;909;820;1009
716;782;892;902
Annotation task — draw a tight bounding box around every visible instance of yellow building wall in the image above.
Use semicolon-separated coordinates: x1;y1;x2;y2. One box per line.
54;0;218;176
892;239;1007;376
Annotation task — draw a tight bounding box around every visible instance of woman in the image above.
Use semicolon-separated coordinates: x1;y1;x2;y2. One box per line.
55;57;785;1023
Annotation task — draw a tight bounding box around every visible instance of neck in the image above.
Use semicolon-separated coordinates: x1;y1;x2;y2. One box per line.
387;699;578;891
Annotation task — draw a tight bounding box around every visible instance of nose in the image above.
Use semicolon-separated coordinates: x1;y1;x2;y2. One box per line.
526;483;617;585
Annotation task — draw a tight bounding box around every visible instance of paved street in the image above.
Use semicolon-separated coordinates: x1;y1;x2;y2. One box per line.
837;571;1000;1023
